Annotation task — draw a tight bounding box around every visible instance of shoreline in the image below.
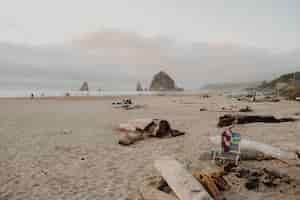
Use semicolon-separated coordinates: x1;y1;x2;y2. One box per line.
0;91;212;101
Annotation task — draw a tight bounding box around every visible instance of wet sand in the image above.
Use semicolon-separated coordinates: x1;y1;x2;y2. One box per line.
0;94;299;199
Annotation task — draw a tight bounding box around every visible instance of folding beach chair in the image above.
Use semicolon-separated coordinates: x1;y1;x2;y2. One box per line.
212;129;241;165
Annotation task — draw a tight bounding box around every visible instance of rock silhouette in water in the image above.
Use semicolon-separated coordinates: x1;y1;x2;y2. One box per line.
149;71;182;91
80;81;89;91
136;81;143;91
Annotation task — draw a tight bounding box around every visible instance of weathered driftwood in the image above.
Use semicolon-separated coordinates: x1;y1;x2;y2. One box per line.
209;136;298;160
238;106;253;112
154;157;213;200
199;150;273;161
191;162;229;200
193;171;229;200
118;132;144;145
118;119;185;145
218;114;296;127
200;106;253;113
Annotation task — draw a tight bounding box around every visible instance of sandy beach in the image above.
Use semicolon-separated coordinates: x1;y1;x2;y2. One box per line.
0;94;300;200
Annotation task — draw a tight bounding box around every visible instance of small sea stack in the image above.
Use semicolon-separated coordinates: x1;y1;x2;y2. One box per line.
80;81;89;91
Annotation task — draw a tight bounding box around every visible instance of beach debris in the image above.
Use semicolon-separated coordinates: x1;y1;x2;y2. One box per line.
199;105;253;113
80;81;89;91
201;94;211;98
118;119;185;145
296;151;300;159
294;112;300;116
112;98;133;105
112;99;146;110
193;171;229;199
124;104;146;110
217;114;296;127
112;99;133;108
191;162;230;199
154;157;213;200
224;165;293;192
60;129;72;135
238;106;253;112
221;105;238;111
209;136;299;161
118;131;144;145
137;156;299;200
236;95;280;102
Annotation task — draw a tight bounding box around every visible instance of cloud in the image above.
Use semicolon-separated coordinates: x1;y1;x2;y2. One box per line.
0;30;299;91
71;30;300;88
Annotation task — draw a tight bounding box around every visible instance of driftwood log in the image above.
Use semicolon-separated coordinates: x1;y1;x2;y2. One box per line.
191;162;230;200
199;149;273;161
218;114;296;127
118;119;185;145
155;157;213;200
209;136;298;160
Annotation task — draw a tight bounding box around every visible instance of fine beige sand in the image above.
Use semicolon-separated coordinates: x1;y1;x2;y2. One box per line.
0;94;299;199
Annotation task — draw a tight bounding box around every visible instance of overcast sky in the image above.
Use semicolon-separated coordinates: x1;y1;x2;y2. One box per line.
0;0;299;91
0;0;299;51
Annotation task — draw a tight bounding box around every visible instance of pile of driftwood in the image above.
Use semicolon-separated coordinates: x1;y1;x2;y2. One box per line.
138;158;220;200
218;114;296;127
225;165;294;191
118;119;185;145
133;158;231;200
127;138;300;200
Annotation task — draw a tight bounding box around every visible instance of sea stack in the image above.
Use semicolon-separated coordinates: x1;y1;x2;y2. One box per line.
80;81;89;91
149;71;182;91
136;81;143;91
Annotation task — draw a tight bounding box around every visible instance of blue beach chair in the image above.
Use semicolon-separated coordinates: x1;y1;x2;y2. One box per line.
212;130;241;165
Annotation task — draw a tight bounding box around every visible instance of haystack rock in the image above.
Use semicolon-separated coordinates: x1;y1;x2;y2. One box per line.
149;71;183;91
80;81;89;91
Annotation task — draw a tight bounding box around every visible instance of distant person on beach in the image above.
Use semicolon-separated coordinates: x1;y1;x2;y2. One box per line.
30;93;34;99
252;91;256;102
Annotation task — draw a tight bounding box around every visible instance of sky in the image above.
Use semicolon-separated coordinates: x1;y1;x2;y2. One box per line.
0;0;299;51
0;0;299;91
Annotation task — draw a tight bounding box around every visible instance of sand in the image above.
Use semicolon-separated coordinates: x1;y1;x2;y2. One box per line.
0;94;299;199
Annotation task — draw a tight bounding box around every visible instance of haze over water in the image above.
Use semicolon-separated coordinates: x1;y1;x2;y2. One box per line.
0;1;299;96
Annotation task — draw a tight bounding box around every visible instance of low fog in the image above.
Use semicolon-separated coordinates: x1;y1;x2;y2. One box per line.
1;30;299;91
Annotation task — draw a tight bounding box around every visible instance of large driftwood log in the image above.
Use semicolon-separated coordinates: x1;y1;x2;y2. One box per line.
218;114;296;127
118;132;144;145
199;150;273;161
118;119;185;145
209;136;298;160
154;157;213;200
